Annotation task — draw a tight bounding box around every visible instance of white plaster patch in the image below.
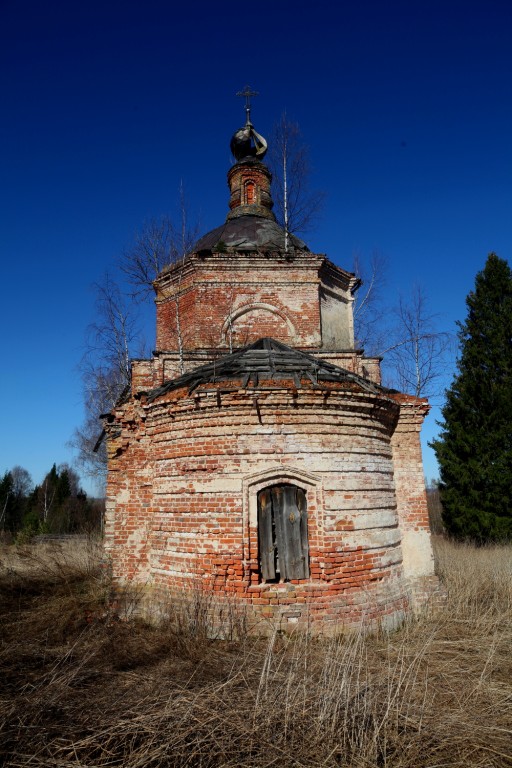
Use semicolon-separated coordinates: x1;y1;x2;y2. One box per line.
401;529;435;578
342;527;401;549
154;477;242;494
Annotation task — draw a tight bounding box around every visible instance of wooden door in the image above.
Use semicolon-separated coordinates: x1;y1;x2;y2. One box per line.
257;485;309;582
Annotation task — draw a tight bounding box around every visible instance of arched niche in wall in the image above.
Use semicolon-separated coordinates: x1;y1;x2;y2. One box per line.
221;303;296;346
244;180;257;205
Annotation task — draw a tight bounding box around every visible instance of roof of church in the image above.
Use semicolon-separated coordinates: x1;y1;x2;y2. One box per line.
187;93;310;255
145;337;390;402
192;216;309;254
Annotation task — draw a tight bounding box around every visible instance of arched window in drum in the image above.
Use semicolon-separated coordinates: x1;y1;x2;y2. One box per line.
245;180;256;205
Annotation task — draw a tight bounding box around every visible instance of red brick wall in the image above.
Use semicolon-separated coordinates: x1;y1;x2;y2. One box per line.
106;239;438;632
155;254;324;352
104;384;418;631
390;395;431;534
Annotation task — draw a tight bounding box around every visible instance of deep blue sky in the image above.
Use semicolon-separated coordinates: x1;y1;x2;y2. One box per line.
1;0;511;494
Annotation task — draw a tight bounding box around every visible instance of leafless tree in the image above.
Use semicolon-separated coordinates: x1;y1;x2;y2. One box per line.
119;182;199;301
10;466;33;499
0;466;32;532
382;285;452;398
87;273;142;383
119;182;199;374
73;186;200;485
352;251;390;354
267;113;325;248
119;215;177;302
71;273;145;486
353;254;451;398
71;368;123;484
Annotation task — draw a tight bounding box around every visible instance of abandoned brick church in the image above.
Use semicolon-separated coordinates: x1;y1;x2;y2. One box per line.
103;96;438;632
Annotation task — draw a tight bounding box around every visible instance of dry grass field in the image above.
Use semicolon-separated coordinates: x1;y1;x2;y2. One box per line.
1;536;511;767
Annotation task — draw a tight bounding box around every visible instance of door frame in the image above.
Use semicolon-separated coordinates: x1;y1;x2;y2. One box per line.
242;466;323;583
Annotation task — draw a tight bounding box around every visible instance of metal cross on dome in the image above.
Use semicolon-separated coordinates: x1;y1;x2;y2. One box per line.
236;85;259;125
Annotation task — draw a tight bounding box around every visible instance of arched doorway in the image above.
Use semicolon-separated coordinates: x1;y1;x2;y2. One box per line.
257;484;309;582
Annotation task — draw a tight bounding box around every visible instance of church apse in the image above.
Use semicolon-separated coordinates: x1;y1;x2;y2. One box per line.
103;89;439;633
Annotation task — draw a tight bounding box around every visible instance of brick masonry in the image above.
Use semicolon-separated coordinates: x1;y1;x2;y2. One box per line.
104;377;438;631
103;148;439;633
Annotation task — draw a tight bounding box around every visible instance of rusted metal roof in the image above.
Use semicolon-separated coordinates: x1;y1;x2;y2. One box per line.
192;216;309;254
145;338;390;402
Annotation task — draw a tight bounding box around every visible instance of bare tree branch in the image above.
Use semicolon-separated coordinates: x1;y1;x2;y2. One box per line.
353;254;452;398
119;182;200;302
267;113;325;242
71;273;146;487
352;251;390;354
86;272;143;383
10;466;33;498
383;285;452;398
72;186;200;486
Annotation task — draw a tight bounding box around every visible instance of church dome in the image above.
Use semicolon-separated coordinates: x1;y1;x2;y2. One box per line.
193;215;309;253
190;87;309;255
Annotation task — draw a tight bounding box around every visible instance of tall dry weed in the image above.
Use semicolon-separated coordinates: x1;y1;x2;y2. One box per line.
1;536;511;766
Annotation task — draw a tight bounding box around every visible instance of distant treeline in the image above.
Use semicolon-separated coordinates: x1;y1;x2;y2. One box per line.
0;464;103;540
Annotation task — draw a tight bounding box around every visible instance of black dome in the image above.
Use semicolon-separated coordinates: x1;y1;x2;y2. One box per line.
192;215;309;253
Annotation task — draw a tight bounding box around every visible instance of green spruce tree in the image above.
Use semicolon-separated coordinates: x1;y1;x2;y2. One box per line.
431;253;512;541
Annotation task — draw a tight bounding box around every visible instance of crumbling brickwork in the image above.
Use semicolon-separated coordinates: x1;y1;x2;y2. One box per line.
103;113;438;632
105;383;415;631
154;252;354;353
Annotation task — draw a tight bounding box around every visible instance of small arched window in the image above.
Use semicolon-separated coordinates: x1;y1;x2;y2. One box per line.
258;484;309;582
245;181;256;205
